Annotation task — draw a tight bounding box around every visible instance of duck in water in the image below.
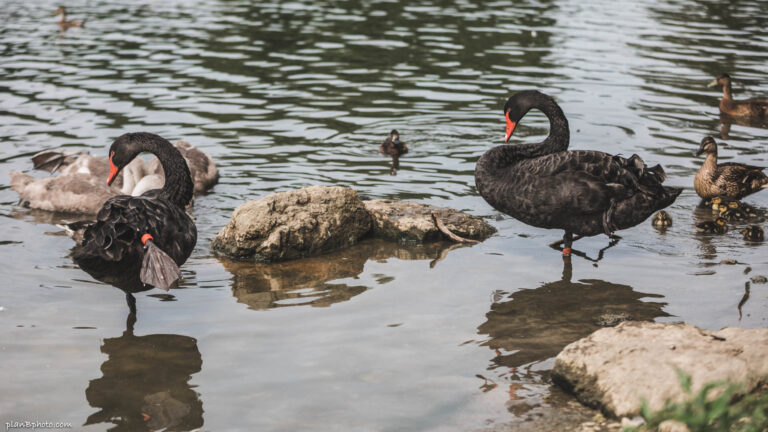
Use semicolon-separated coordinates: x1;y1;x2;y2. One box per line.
380;129;408;174
54;6;86;29
694;136;768;200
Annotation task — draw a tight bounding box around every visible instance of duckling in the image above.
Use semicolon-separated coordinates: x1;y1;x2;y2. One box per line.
708;74;768;121
380;129;408;158
696;217;728;234
54;6;86;28
737;202;761;218
718;206;746;222
710;196;724;211
694;136;768;200
740;225;764;242
651;210;672;228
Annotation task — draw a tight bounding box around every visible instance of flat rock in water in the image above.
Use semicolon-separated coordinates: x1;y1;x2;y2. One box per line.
212;186;371;261
551;321;768;418
364;199;496;242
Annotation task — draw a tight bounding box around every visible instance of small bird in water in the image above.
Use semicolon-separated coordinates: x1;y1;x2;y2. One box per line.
740;225;764;242
696;217;728;234
694;136;768;200
651;210;672;228
380;129;408;174
718;205;747;222
708;73;768;121
54;6;86;29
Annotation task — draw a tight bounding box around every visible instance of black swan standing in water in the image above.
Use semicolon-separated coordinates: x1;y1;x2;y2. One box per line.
71;133;197;290
474;91;681;256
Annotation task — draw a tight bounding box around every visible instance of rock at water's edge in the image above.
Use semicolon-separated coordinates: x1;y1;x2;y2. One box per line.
212;186;371;261
364;199;496;242
551;321;768;418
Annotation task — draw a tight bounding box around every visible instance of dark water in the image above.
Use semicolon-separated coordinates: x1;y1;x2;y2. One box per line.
2;0;768;430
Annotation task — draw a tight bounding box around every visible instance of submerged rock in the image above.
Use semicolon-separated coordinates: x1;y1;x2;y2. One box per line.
212;186;371;261
551;321;768;418
364;199;496;242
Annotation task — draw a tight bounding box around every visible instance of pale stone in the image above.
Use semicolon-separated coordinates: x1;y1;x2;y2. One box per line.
364;199;496;242
552;321;768;418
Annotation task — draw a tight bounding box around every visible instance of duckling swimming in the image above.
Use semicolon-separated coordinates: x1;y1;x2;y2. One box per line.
740;225;764;242
696;217;728;234
719;206;746;222
738;202;760;218
55;6;86;28
651;210;672;228
694;137;768;200
380;129;408;159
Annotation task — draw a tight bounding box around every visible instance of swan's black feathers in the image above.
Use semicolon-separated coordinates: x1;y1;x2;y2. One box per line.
476;91;681;239
74;194;196;274
71;132;197;289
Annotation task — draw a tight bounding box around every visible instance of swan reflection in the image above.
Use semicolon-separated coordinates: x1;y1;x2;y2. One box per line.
84;295;204;431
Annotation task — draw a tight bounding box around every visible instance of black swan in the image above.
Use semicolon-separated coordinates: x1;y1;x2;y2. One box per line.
71;132;197;290
694;136;768;200
708;74;768;121
54;6;86;28
10;140;217;215
474;90;681;255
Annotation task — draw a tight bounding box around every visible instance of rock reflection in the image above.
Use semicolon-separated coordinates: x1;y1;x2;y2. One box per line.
218;238;469;310
84;297;204;431
477;260;669;371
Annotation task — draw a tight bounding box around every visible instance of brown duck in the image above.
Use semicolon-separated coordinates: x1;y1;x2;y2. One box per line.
708;74;768;120
694;136;768;200
55;6;86;28
380;129;408;158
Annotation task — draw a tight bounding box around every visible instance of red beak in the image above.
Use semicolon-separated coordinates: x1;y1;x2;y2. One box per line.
107;155;118;186
505;116;516;142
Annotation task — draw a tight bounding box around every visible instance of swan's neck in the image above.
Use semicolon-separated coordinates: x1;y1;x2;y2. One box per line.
478;97;570;171
143;139;192;208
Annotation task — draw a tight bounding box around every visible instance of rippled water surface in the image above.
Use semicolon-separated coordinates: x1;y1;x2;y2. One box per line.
2;0;768;430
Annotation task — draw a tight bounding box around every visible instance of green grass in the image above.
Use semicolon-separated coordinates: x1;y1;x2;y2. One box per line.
622;370;768;432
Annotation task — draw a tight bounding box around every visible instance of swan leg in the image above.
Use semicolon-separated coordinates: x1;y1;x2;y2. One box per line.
562;232;573;257
548;234;584;248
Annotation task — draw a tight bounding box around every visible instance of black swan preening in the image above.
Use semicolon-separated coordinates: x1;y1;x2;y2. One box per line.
694;136;768;200
71;133;197;290
474;91;681;255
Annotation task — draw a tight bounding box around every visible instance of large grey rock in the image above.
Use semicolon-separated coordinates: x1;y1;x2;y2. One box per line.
212;186;371;261
551;321;768;418
364;199;496;242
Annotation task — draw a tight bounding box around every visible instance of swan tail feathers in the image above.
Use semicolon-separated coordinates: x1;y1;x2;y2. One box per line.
140;239;181;291
611;187;681;231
